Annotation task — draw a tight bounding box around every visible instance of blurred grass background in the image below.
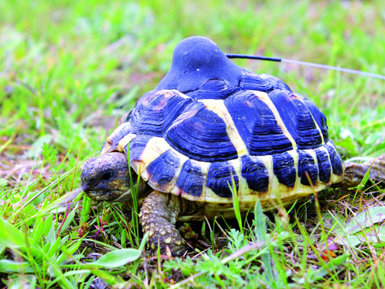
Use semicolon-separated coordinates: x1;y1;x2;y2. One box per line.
1;0;385;288
1;0;384;161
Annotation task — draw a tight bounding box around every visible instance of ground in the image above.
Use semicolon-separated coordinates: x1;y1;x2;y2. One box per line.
0;0;385;288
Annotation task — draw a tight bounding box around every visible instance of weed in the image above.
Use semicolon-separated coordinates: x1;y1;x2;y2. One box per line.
1;0;385;287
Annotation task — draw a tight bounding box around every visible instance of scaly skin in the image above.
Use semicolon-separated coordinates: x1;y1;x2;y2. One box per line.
341;155;385;188
139;191;186;256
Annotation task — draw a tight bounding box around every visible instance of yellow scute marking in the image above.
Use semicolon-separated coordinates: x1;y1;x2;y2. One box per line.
101;122;132;154
198;99;248;157
131;137;171;179
117;133;136;152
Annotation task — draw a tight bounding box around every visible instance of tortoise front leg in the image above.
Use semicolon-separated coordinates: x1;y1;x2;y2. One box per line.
139;191;186;256
343;155;385;188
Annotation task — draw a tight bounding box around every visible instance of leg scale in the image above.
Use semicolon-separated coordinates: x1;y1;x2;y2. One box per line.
139;191;186;256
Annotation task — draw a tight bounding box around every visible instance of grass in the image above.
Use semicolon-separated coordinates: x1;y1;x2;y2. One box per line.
1;0;385;287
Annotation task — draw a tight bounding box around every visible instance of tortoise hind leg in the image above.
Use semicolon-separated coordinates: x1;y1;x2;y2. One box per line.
139;191;186;256
342;155;385;188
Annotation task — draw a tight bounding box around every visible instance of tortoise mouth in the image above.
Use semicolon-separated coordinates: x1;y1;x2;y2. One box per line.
85;190;131;202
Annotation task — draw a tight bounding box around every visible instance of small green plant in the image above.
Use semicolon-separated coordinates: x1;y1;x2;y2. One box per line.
126;147;142;247
229;178;244;235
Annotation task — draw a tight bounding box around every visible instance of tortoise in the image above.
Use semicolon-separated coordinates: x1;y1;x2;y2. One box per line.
81;36;385;256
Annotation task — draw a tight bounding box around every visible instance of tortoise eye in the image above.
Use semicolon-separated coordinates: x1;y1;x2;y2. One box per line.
100;170;114;181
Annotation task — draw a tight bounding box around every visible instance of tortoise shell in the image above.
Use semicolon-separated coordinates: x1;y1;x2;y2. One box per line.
101;36;343;209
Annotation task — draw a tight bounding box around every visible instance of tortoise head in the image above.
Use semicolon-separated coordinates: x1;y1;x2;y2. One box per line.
81;152;141;202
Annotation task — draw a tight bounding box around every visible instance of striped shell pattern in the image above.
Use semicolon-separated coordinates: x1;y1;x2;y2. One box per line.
101;37;343;208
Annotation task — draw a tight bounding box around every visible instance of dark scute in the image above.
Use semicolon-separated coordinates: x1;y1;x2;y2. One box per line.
176;160;204;196
165;102;238;162
269;90;323;149
259;74;292;91
146;150;180;187
303;98;329;142
240;155;269;192
155;36;243;93
186;79;239;100
240;72;292;92
272;152;296;187
298;151;319;186
315;149;331;183
126;135;152;162
325;142;343;176
239;72;274;92
125;109;132;121
225;90;292;156
295;100;323;148
130;91;192;136
207;161;238;198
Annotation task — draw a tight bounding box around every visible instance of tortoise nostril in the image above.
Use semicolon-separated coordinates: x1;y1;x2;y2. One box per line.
82;183;91;192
